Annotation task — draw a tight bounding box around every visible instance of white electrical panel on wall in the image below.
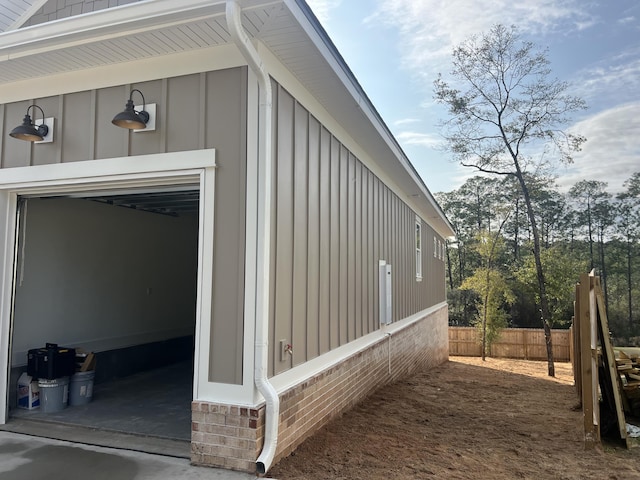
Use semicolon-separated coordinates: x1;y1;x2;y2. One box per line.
379;260;392;325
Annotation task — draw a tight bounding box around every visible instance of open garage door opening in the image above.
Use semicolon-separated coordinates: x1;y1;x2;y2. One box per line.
6;187;200;453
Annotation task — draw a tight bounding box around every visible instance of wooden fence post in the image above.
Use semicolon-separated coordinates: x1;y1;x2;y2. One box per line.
573;290;582;402
569;323;573;368
578;272;598;448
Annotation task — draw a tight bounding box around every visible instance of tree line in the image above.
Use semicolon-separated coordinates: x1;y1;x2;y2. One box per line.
434;24;588;374
436;173;640;346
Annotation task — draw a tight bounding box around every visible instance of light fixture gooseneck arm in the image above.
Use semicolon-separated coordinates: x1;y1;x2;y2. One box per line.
27;104;46;126
129;89;149;124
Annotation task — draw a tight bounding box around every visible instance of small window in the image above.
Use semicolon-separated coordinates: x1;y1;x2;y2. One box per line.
433;236;437;258
415;218;422;280
441;240;446;261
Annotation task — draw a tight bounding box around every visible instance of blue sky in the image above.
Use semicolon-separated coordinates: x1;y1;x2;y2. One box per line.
305;0;640;195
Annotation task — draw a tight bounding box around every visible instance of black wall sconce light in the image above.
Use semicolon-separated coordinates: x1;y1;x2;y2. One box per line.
112;89;155;131
10;104;53;142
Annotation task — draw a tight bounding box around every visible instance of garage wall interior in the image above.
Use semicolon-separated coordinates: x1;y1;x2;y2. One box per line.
11;196;199;383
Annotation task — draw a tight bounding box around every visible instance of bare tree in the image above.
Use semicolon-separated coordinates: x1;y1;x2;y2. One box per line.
434;24;586;376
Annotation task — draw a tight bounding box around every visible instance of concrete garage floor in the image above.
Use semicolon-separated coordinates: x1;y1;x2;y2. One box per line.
5;361;193;458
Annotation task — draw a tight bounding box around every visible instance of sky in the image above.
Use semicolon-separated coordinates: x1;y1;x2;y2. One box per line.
304;0;640;195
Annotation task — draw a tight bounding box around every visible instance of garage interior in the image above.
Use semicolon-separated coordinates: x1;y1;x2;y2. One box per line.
4;188;200;457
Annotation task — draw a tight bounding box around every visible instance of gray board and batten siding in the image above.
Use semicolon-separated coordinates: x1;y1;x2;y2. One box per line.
0;67;446;385
268;84;446;376
0;67;248;386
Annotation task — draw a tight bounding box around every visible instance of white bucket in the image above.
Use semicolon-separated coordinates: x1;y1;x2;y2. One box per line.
38;377;69;413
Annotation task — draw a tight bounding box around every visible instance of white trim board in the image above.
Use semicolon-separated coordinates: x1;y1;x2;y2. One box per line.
0;45;245;104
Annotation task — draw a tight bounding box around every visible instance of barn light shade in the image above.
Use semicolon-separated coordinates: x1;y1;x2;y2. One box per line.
10;104;49;142
112;89;150;130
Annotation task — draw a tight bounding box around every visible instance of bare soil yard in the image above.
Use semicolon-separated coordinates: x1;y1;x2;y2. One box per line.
268;356;640;480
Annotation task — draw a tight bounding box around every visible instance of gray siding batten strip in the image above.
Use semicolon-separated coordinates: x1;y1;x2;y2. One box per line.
0;104;4;168
89;89;97;161
57;95;64;164
199;73;207;150
329;134;340;350
318;126;330;355
338;143;348;346
306;115;320;359
161;78;168;153
268;82;279;376
274;85;295;374
292;102;308;365
354;158;362;339
348;151;355;342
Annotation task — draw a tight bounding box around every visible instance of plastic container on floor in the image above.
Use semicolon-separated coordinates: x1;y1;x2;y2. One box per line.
38;376;69;413
69;370;95;406
27;344;76;380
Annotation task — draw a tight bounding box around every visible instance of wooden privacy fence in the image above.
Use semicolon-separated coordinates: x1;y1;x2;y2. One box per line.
449;327;571;362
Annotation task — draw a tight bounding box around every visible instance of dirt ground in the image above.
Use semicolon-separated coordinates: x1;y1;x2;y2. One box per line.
268;356;640;480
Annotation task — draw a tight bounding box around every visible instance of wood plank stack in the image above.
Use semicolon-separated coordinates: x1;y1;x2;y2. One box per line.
618;351;640;401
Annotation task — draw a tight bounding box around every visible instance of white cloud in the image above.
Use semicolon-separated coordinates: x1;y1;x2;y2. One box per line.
557;103;640;193
572;52;640;104
396;131;443;148
393;118;421;126
366;0;593;79
305;0;342;23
